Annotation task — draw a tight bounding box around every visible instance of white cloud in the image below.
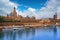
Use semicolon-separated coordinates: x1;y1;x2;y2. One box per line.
39;0;60;19
16;0;60;19
0;0;18;16
0;0;60;19
18;0;60;19
17;8;37;17
28;8;36;12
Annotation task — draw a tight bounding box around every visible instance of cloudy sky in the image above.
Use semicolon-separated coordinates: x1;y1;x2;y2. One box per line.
0;0;60;19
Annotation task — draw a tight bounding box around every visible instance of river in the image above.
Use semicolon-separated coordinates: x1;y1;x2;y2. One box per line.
0;26;60;40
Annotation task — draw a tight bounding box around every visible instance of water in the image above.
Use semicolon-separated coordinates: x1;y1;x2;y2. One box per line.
0;26;60;40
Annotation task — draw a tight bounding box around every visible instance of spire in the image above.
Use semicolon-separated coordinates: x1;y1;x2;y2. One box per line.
14;7;16;10
54;12;57;20
13;7;17;17
13;7;16;12
13;7;16;11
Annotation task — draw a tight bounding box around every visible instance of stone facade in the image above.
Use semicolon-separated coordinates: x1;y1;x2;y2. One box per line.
4;7;58;24
53;13;57;20
4;7;39;23
4;7;22;21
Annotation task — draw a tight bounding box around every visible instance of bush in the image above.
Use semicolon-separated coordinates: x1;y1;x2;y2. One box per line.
0;16;5;22
0;16;21;22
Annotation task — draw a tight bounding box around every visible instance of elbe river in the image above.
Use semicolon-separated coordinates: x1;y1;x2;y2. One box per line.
0;26;60;40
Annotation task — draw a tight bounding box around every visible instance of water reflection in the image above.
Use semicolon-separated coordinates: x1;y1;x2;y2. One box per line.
53;26;57;40
3;31;13;40
25;28;35;37
53;26;57;34
0;26;60;40
13;31;16;40
0;32;3;40
17;30;24;39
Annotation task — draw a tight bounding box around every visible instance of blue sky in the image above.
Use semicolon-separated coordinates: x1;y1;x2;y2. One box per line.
0;0;60;19
10;0;47;11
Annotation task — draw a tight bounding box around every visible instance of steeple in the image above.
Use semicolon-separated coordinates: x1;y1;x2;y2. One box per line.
54;12;57;20
14;7;15;9
13;7;17;17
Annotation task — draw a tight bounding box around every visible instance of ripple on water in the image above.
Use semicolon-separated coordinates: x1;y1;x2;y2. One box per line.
0;26;60;40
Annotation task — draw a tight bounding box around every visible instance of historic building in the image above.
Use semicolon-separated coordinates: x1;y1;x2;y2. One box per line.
4;7;22;21
4;7;58;24
53;13;57;20
4;7;39;23
39;13;58;24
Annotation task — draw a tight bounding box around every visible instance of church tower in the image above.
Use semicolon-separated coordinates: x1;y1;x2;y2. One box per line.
12;7;17;20
13;7;17;17
54;12;57;20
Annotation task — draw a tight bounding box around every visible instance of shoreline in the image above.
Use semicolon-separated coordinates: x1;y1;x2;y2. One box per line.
0;24;60;28
0;24;60;31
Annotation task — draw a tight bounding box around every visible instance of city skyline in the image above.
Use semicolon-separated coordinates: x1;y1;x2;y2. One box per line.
4;7;57;22
0;0;60;19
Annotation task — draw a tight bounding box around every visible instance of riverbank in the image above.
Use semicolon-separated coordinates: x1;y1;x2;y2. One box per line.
0;22;60;31
0;24;60;29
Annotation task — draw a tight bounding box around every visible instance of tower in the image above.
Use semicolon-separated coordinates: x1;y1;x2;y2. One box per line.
13;7;17;17
53;12;57;24
54;13;57;20
12;7;17;20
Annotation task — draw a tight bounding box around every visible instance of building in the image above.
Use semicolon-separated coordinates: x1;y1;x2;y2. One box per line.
4;7;38;23
4;7;22;21
53;13;57;20
4;7;58;24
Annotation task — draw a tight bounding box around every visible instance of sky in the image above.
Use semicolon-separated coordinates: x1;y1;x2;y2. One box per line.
0;0;60;19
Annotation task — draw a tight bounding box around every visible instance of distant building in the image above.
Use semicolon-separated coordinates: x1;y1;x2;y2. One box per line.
4;7;38;23
39;18;51;24
4;7;58;24
4;7;22;21
53;13;57;20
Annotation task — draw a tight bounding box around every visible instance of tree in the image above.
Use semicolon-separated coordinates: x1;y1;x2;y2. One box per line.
0;16;5;22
